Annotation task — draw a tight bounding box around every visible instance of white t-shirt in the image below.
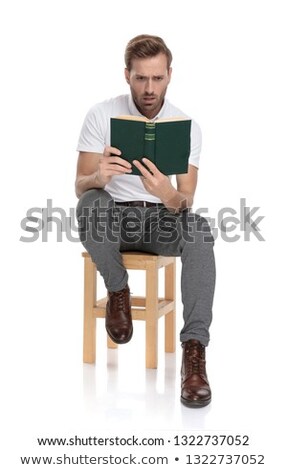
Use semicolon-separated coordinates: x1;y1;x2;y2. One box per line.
77;94;202;203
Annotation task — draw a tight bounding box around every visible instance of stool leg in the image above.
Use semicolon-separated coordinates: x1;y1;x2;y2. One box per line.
83;257;96;363
165;261;176;353
107;335;118;349
145;261;158;368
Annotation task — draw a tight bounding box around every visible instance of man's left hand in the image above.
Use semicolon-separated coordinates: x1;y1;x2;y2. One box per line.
132;158;176;202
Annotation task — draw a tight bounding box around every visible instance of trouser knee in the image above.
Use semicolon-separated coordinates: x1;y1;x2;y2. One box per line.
76;188;113;219
180;213;214;246
76;189;119;244
195;214;214;244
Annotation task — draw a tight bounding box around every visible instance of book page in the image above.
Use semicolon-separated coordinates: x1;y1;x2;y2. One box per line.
114;115;190;123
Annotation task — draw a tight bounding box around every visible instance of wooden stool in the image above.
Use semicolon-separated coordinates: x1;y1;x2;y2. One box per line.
82;251;176;368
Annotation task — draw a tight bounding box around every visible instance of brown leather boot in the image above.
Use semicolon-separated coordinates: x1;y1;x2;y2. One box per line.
181;339;211;408
105;285;133;344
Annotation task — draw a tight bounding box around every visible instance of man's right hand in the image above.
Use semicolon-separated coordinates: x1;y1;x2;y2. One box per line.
75;147;132;198
96;146;132;186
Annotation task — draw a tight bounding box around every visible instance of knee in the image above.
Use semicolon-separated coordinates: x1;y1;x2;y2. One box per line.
181;212;214;246
194;214;214;244
76;188;112;219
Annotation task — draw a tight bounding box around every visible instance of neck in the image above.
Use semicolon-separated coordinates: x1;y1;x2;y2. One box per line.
133;99;165;120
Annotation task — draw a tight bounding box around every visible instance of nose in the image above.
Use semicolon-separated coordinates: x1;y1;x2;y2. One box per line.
145;78;154;94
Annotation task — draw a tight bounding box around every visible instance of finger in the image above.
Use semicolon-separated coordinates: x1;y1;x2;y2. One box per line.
103;146;122;157
141;158;160;175
107;168;132;175
132;159;155;180
105;163;132;174
106;156;132;169
139;176;151;187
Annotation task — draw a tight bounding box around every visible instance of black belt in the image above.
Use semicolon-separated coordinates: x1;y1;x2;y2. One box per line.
115;200;164;208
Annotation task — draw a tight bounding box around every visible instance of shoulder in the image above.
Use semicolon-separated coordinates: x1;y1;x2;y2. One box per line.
191;120;202;142
85;95;129;119
166;100;202;135
163;99;190;119
164;100;201;132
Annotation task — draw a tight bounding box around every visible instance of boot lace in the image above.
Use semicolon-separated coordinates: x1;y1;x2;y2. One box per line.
110;287;129;312
185;342;205;376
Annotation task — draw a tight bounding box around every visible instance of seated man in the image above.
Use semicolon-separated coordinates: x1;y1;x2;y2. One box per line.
75;34;216;408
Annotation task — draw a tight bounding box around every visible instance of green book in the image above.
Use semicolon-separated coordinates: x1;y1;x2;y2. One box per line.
110;115;191;176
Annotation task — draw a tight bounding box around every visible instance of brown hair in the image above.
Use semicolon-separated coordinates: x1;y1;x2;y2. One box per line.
124;34;173;71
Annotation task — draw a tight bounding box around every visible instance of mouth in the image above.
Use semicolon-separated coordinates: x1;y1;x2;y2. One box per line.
143;96;156;104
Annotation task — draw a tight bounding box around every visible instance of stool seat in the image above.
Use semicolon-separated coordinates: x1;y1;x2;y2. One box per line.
82;251;176;368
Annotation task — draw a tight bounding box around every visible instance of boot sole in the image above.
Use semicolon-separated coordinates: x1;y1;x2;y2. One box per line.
181;396;211;408
106;327;133;345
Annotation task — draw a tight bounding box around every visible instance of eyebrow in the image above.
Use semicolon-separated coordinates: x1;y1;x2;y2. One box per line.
135;74;165;78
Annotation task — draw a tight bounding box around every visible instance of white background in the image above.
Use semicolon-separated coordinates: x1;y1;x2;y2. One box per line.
1;0;286;468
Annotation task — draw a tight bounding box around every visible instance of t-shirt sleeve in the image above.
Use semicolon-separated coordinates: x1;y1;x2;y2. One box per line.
76;105;106;153
188;120;202;168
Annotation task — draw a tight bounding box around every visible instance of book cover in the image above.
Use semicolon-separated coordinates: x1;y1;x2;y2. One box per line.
110;116;191;176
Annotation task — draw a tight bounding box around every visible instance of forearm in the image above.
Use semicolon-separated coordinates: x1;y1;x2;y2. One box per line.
75;148;132;198
75;171;104;198
161;186;193;213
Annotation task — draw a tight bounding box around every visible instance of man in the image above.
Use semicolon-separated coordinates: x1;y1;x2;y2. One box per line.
75;34;216;408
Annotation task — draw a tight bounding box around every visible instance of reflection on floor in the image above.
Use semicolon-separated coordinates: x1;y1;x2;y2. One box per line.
82;321;214;431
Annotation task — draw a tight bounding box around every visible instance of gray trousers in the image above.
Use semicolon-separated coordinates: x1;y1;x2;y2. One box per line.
77;189;216;346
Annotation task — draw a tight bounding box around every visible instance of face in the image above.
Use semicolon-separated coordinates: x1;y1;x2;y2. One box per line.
125;53;172;119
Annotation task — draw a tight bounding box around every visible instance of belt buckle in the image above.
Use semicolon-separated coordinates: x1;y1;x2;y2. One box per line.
143;201;147;207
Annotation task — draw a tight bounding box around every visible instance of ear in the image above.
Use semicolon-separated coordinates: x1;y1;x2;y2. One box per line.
167;67;172;83
124;68;130;84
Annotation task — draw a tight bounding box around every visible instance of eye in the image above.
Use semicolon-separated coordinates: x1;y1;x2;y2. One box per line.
154;76;164;81
136;76;145;81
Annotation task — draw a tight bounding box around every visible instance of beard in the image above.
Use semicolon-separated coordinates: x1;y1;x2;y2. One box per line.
131;88;168;118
